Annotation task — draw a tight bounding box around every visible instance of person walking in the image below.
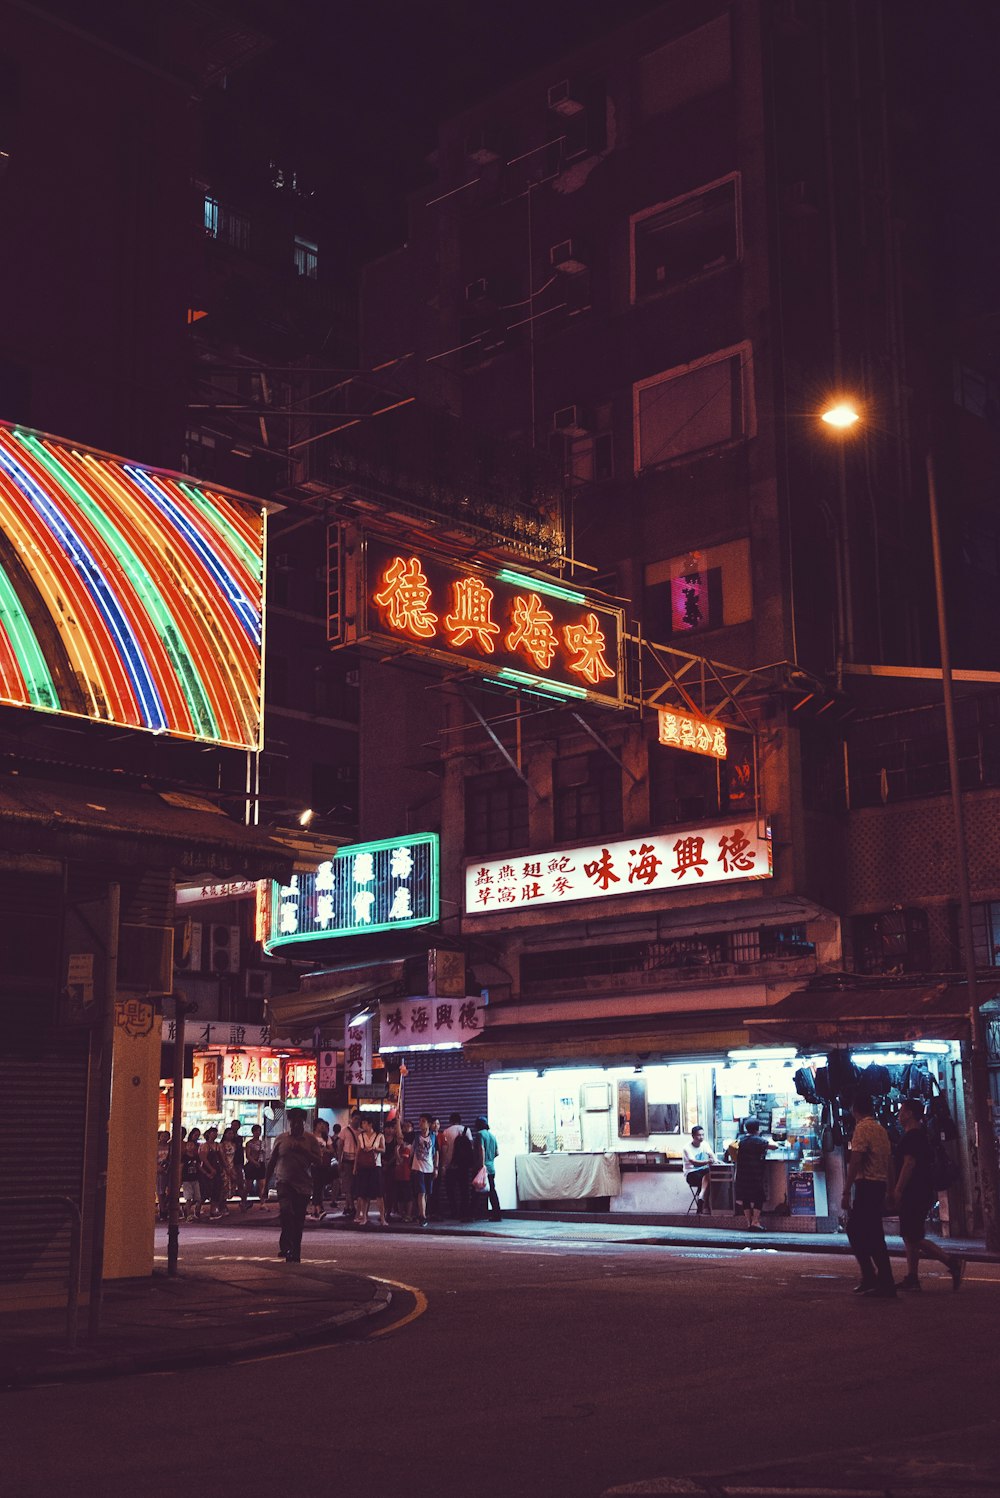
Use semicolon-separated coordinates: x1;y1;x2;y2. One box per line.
381;1109;402;1220
447;1115;477;1222
411;1114;437;1226
310;1118;334;1219
228;1119;248;1209
842;1094;896;1298
155;1130;171;1220
476;1116;501;1221
263;1109;321;1262
352;1115;387;1227
394;1123;416;1223
180;1127;201;1220
889;1098;965;1292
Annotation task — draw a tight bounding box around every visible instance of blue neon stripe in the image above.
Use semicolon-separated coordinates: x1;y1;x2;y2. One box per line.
0;445;169;729
125;467;262;646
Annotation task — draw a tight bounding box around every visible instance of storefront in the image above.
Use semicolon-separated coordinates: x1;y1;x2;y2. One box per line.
470;1007;967;1230
159;1030;316;1140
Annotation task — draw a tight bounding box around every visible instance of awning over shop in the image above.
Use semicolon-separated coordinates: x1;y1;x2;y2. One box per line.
742;977;1000;1046
0;776;293;882
267;957;411;1039
465;1010;750;1066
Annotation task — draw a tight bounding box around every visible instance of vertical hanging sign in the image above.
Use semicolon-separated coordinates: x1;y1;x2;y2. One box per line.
344;1015;372;1087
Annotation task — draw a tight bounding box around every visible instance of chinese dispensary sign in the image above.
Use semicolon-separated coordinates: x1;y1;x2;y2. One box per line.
265;833;439;951
378;995;485;1051
362;536;624;707
464;821;772;915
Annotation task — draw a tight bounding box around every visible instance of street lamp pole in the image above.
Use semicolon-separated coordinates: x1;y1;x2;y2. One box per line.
926;451;1000;1251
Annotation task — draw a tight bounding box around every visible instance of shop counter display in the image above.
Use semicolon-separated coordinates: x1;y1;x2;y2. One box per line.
516;1150;622;1203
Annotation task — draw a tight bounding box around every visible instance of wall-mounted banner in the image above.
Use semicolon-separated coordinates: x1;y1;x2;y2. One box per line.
657;708;728;760
176;880;260;907
345;1015;372;1086
378;994;485;1051
360;535;624;707
265;832;439;951
162;1019;271;1048
464;821;772;916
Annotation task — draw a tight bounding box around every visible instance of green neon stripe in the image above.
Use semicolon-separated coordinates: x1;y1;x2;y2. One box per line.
496;667;588;699
0;563;60;709
179;482;261;582
496;568;587;604
20;435;219;740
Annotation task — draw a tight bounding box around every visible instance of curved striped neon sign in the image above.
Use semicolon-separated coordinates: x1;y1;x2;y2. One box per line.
0;423;264;749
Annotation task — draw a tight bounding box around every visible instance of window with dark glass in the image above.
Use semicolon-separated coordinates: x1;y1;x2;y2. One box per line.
465;770;529;855
634;344;751;469
632;177;738;300
853;909;929;975
648;744;720;827
553;752;622;842
965;901;1000;968
203;194;250;251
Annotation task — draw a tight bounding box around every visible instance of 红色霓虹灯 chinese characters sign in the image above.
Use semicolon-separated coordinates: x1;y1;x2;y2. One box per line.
378;995;485;1051
363;537;624;707
464;822;772;915
265;832;438;951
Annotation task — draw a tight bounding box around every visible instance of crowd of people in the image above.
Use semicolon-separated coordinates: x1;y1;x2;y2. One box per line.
156;1110;501;1235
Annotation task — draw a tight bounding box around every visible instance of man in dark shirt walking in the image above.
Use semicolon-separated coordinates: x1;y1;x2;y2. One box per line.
263;1110;321;1263
889;1098;964;1292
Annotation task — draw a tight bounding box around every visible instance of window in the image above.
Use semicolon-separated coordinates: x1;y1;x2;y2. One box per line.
294;236;318;279
649;745;720;828
853;909;929;975
954;363;999;423
632;176;739;301
553;752;623;842
465;770;529;856
967;902;1000;968
644;540;751;637
633;343;753;470
203;194;250;251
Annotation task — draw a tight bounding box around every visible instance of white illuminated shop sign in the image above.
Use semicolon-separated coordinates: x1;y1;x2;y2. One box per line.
464;821;772;915
223;1051;281;1102
379;994;485;1051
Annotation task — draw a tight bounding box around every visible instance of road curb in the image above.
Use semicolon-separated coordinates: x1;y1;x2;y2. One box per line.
3;1282;392;1391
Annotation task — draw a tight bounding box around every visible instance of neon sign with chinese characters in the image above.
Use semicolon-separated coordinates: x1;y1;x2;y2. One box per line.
363;538;624;706
284;1058;316;1107
264;832;439;951
464;821;772;916
658;708;728;760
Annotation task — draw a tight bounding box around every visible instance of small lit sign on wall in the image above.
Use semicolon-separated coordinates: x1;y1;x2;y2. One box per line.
464;821;772;916
363;537;624;707
264;832;439;951
284;1058;316;1108
378;994;485;1051
658;708;728;760
223;1051;281;1101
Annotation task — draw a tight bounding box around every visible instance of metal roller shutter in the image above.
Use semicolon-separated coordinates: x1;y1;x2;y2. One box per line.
398;1050;489;1126
0;1035;90;1299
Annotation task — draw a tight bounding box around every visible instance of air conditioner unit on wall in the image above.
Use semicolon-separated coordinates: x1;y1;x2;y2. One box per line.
550;239;587;274
547;79;585;117
208;923;241;974
552;404;592;437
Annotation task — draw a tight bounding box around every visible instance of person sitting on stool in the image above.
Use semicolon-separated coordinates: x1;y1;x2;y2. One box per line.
683;1125;718;1213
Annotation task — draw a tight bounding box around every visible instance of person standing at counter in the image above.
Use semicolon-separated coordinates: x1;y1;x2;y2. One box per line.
842;1094;896;1299
682;1125;718;1214
733;1118;778;1231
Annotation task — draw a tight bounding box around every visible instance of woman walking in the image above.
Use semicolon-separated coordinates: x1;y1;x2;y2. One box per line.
199;1126;225;1220
352;1116;387;1227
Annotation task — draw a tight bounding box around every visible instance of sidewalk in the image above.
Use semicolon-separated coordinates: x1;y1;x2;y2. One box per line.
237;1200;999;1261
1;1253;390;1392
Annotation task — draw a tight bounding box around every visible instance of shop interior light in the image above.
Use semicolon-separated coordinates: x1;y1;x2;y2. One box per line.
298;807;314;827
496;667;588;700
348;1007;374;1027
912;1041;951;1054
727;1047;797;1061
495;568;587;604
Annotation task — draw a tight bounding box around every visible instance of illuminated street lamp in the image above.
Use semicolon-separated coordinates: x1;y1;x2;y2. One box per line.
818;405;1000;1250
820;400;861;430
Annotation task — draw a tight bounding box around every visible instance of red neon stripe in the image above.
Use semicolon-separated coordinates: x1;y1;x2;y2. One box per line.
154;474;262;604
35;443;195;737
0;614;29;704
0;438;139;725
77;456;252;747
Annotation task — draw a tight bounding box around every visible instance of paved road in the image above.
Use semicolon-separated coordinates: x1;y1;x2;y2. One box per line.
6;1224;999;1498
